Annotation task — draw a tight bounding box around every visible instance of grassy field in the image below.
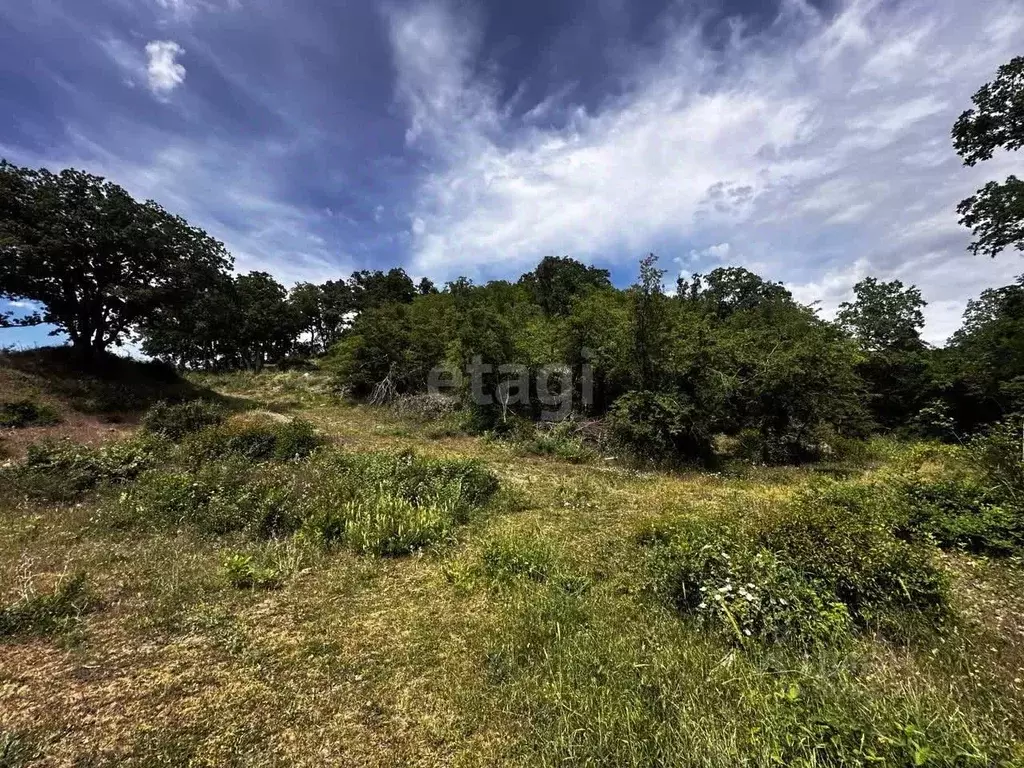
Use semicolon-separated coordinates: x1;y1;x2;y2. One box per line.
2;368;1024;766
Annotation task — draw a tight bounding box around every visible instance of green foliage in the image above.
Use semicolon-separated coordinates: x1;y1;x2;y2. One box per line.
0;399;60;428
517;255;611;317
609;390;714;464
183;414;322;462
868;426;1024;555
113;458;301;537
295;450;500;554
0;571;93;639
644;485;950;645
0;161;232;355
109;447;499;555
448;533;590;596
222;553;283;591
837;277;926;354
141;399;227;440
902;476;1018;554
5;436;161;501
953;56;1024;257
516;420;597;464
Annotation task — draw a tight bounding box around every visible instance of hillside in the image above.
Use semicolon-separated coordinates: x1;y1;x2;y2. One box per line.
0;370;1023;766
0;347;216;459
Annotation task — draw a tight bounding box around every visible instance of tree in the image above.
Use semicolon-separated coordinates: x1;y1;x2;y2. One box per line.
350;268;416;310
678;266;791;319
944;276;1024;429
289;282;326;354
231;272;299;370
320;279;357;348
139;272;238;369
0;161;232;357
518;256;612;316
953;56;1024;257
837;277;926;354
631;254;670;391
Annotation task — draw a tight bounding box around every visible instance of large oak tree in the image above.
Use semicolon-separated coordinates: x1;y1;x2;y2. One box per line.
0;161;232;356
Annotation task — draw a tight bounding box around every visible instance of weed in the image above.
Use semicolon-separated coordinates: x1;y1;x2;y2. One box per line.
0;570;93;639
141;399;227;440
0;400;60;428
517;421;597;464
184;413;322;461
223;553;283;590
643;482;951;645
2;435;163;501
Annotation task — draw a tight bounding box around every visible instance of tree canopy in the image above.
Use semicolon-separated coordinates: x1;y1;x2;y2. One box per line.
0;161;232;355
953;56;1024;257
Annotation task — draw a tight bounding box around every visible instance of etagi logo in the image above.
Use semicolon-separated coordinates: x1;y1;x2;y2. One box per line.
427;352;595;421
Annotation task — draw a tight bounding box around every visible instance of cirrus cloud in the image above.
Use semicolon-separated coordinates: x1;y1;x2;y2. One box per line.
388;0;1024;344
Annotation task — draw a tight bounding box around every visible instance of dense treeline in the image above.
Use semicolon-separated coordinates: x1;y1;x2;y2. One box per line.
2;170;1024;462
2;56;1023;463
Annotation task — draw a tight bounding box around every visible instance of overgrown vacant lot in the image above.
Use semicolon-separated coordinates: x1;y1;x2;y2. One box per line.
2;371;1024;767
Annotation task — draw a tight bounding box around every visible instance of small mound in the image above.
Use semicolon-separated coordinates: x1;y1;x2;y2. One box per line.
0;346;213;416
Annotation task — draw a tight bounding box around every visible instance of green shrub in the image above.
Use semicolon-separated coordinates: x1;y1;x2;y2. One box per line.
5;436;161;501
967;418;1024;507
0;399;60;428
900;476;1019;554
608;391;714;465
518;421;597;464
222;553;283;590
114;459;301;537
109;447;499;555
0;572;93;638
184;414;322;462
322;449;500;509
297;450;501;554
141;400;227;440
644;483;950;646
882;427;1024;555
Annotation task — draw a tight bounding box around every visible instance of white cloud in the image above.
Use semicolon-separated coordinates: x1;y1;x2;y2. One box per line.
145;41;186;97
387;0;1024;344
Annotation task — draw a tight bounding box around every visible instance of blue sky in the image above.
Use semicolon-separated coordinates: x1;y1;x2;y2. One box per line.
1;0;1022;348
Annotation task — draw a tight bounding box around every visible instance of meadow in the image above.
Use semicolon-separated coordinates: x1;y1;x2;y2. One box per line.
1;361;1023;767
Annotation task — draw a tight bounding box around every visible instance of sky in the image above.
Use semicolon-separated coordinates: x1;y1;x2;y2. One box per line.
1;0;1022;347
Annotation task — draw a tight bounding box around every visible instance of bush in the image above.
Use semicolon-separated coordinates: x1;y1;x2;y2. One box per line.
184;413;322;462
4;436;161;501
967;418;1024;507
518;421;597;464
0;571;93;638
113;458;301;537
883;427;1024;555
222;553;283;590
141;400;227;440
297;450;501;554
644;483;950;646
608;391;714;465
0;399;60;428
901;476;1019;554
109;447;500;555
389;393;460;422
